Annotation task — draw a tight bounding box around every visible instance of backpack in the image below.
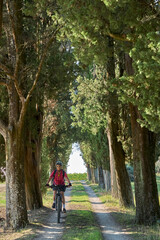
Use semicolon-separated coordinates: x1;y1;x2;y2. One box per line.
52;169;65;181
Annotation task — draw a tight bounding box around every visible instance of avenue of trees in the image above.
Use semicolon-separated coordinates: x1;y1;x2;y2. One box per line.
0;0;160;229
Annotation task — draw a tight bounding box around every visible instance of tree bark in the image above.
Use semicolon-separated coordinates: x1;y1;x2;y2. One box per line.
90;167;96;183
0;0;3;38
24;107;43;210
98;166;105;189
125;53;160;224
107;128;118;198
87;164;92;181
94;168;99;184
5;85;28;229
103;170;111;192
106;37;134;207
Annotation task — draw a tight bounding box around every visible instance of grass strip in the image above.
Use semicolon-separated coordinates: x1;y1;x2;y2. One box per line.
88;181;160;240
62;182;103;240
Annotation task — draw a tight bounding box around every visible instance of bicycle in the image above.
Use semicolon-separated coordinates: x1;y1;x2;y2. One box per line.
47;184;70;223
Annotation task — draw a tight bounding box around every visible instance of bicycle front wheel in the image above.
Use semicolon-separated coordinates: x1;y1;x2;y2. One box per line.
57;195;61;223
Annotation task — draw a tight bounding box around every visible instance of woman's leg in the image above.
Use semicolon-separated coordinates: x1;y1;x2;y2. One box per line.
53;190;57;201
61;191;66;212
61;191;65;204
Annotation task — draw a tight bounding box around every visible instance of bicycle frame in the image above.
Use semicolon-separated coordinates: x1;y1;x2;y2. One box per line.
49;184;69;223
55;186;62;211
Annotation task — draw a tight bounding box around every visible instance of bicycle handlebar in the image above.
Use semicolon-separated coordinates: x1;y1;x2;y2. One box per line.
46;184;71;188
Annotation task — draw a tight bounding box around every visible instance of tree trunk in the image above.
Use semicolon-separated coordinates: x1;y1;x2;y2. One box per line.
6;133;28;229
130;104;160;224
103;170;111;192
5;86;28;229
91;167;96;183
87;164;92;181
106;37;134;207
24;103;43;210
126;53;160;224
24;129;43;210
94;168;99;184
98;166;105;189
107;128;118;198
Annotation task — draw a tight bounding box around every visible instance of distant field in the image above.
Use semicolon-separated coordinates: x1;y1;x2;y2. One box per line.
67;173;87;181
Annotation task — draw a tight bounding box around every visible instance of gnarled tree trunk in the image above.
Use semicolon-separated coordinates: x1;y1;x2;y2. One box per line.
5;85;28;229
126;54;160;224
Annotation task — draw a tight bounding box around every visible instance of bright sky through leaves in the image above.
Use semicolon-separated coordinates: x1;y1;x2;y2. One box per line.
67;143;87;173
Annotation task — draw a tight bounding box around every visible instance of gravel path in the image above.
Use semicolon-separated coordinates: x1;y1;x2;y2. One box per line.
82;182;133;240
33;187;71;240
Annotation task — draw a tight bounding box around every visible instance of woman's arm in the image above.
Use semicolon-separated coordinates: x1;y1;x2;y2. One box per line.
64;172;72;186
46;175;52;185
65;176;71;184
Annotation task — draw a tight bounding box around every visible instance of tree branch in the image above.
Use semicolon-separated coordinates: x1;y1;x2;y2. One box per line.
6;0;19;57
13;77;25;103
108;32;133;42
0;63;14;80
0;119;7;141
13;52;25;103
18;26;62;129
26;26;62;103
6;0;25;102
0;78;7;86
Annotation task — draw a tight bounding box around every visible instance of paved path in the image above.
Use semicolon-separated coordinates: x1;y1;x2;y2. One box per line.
33;187;71;240
82;182;133;240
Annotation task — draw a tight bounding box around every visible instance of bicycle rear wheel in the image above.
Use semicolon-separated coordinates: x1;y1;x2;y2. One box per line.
57;195;61;223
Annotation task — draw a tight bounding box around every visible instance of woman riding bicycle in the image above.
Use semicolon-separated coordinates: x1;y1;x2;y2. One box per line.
46;161;72;213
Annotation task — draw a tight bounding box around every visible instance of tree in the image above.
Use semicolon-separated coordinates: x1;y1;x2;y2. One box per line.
0;0;60;228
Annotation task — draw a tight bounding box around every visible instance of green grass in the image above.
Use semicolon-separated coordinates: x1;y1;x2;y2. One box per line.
156;174;160;199
42;187;53;207
62;182;103;240
88;182;160;240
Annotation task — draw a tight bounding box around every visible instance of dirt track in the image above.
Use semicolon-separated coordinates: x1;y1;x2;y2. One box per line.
82;181;133;240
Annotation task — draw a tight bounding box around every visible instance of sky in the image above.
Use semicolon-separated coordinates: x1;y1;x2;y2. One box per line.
67;143;87;174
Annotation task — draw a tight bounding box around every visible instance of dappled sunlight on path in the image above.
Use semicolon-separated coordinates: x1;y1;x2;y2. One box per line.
33;187;71;240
